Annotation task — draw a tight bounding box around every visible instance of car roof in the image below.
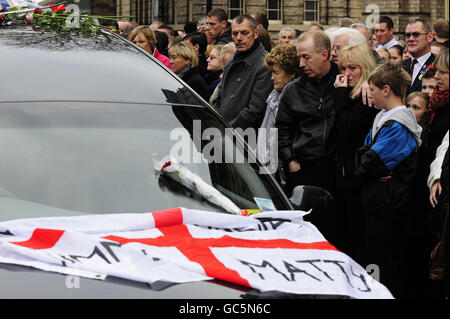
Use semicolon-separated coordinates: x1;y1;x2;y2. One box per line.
0;27;200;105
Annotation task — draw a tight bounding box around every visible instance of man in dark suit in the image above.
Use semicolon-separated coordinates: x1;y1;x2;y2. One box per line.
401;19;435;94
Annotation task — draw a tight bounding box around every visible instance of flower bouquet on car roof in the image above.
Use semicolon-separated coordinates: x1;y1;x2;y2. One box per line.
0;0;131;35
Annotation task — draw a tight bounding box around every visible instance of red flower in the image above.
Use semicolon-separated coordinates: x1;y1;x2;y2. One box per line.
34;8;42;14
51;4;66;13
161;161;172;171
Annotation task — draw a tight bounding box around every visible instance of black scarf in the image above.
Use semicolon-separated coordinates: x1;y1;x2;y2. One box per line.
232;38;261;62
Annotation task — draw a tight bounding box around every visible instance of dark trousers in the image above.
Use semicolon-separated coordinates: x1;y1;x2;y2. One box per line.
284;160;336;197
363;214;407;299
284;160;337;245
334;188;365;265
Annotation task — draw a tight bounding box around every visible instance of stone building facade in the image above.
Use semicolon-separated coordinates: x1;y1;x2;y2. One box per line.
115;0;448;39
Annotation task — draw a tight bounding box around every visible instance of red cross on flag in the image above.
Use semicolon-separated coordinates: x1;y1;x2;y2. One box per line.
0;207;393;298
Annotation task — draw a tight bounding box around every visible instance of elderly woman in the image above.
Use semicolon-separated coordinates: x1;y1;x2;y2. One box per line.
278;27;296;45
205;45;224;97
332;44;379;263
209;43;237;104
168;42;210;101
129;26;171;69
257;44;299;181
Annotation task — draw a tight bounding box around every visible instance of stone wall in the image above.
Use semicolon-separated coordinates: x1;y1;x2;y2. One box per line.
116;0;448;41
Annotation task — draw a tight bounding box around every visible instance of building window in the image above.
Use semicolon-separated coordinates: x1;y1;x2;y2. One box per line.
304;0;319;22
267;0;281;21
228;0;244;19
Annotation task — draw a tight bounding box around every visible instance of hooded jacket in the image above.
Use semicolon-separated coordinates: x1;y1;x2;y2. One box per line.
355;106;422;218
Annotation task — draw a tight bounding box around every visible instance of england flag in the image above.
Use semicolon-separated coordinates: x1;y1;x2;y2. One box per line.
0;207;394;299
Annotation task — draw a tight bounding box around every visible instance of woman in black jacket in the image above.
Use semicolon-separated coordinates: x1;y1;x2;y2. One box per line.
168;42;210;101
332;44;379;264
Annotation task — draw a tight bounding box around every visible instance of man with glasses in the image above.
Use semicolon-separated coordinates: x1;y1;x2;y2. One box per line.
401;19;435;94
374;16;400;50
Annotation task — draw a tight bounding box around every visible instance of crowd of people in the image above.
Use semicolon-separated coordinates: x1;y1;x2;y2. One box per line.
113;10;449;299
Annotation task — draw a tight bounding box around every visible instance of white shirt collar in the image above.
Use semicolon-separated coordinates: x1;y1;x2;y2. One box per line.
383;36;399;49
415;51;432;66
411;51;432;83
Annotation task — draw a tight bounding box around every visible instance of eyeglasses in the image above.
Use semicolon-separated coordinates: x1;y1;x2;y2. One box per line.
404;32;427;38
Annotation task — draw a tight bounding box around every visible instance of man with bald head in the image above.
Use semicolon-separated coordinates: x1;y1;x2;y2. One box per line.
276;30;340;241
277;30;339;195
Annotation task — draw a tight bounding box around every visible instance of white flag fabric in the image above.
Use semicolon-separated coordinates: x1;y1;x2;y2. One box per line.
0;207;393;298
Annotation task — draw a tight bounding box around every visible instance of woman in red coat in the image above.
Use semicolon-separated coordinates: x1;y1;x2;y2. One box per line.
129;26;171;69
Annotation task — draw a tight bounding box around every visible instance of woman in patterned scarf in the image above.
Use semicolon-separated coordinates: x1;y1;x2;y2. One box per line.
413;49;449;298
257;44;299;185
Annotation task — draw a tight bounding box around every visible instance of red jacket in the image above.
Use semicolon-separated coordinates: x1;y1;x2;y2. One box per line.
153;47;171;69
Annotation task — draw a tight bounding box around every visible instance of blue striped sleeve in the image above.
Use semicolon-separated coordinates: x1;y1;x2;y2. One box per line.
370;122;418;171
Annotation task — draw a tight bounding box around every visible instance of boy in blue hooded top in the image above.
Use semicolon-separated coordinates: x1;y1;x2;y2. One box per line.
354;62;422;299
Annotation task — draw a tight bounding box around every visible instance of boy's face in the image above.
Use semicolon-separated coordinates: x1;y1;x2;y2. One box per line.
421;77;437;97
369;82;385;109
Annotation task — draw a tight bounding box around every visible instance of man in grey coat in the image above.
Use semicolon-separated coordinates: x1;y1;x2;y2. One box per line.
212;15;273;131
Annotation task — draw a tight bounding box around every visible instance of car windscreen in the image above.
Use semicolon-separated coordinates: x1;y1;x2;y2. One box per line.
0;102;288;220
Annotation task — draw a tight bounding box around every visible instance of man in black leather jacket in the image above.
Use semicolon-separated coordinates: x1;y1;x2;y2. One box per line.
276;30;339;242
276;30;339;198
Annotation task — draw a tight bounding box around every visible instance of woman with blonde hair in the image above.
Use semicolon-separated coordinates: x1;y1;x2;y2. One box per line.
129;26;171;69
168;42;210;100
205;44;224;96
332;44;379;263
